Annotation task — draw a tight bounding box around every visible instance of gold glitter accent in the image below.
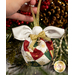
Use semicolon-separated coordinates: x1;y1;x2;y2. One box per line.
51;44;53;48
41;18;43;21
33;63;38;66
38;61;45;65
35;55;38;57
26;52;33;60
41;44;45;48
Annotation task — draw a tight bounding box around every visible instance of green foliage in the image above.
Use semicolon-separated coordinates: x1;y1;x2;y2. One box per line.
38;67;50;75
53;28;68;65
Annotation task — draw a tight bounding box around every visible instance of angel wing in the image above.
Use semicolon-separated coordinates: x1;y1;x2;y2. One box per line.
12;25;32;41
44;26;65;38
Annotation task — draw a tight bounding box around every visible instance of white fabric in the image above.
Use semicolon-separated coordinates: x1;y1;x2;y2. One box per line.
12;25;32;40
21;43;34;63
12;25;65;40
32;26;43;35
36;55;50;66
44;26;65;38
36;40;47;53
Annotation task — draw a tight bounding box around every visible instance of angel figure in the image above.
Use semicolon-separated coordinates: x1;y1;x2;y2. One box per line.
12;0;65;66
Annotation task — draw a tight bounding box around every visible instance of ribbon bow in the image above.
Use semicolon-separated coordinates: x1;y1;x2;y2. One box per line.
29;31;51;50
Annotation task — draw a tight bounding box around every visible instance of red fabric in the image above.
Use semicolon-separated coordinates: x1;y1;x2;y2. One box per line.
45;40;54;58
23;39;54;60
24;40;29;52
40;38;44;41
30;48;43;60
45;40;54;51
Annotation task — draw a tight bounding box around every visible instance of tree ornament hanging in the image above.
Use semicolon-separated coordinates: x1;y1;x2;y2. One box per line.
12;0;65;66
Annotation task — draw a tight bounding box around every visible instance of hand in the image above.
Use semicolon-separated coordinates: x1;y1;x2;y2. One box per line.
6;0;37;22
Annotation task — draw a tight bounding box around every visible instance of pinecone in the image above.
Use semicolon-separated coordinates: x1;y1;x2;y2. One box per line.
40;0;68;29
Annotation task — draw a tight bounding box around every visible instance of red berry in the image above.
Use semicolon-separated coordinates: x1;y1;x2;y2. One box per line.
41;5;46;10
26;22;29;24
6;25;10;27
8;19;11;21
23;12;26;15
21;21;24;24
20;11;23;14
42;5;46;9
47;2;50;5
43;1;47;5
46;0;49;1
9;22;12;25
41;2;44;4
6;21;9;24
62;27;64;29
25;12;28;15
18;22;21;25
46;6;49;9
36;1;38;4
28;12;31;16
16;20;19;23
13;19;16;22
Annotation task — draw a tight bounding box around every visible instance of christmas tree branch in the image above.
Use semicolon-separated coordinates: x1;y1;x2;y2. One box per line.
53;28;68;65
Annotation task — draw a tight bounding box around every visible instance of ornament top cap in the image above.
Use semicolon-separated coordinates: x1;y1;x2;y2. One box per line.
32;26;42;35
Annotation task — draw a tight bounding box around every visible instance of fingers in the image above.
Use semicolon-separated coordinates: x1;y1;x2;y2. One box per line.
30;0;36;5
20;0;36;6
6;13;34;22
20;5;37;13
19;0;30;5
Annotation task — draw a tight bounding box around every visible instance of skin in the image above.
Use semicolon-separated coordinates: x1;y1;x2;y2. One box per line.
6;0;37;22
